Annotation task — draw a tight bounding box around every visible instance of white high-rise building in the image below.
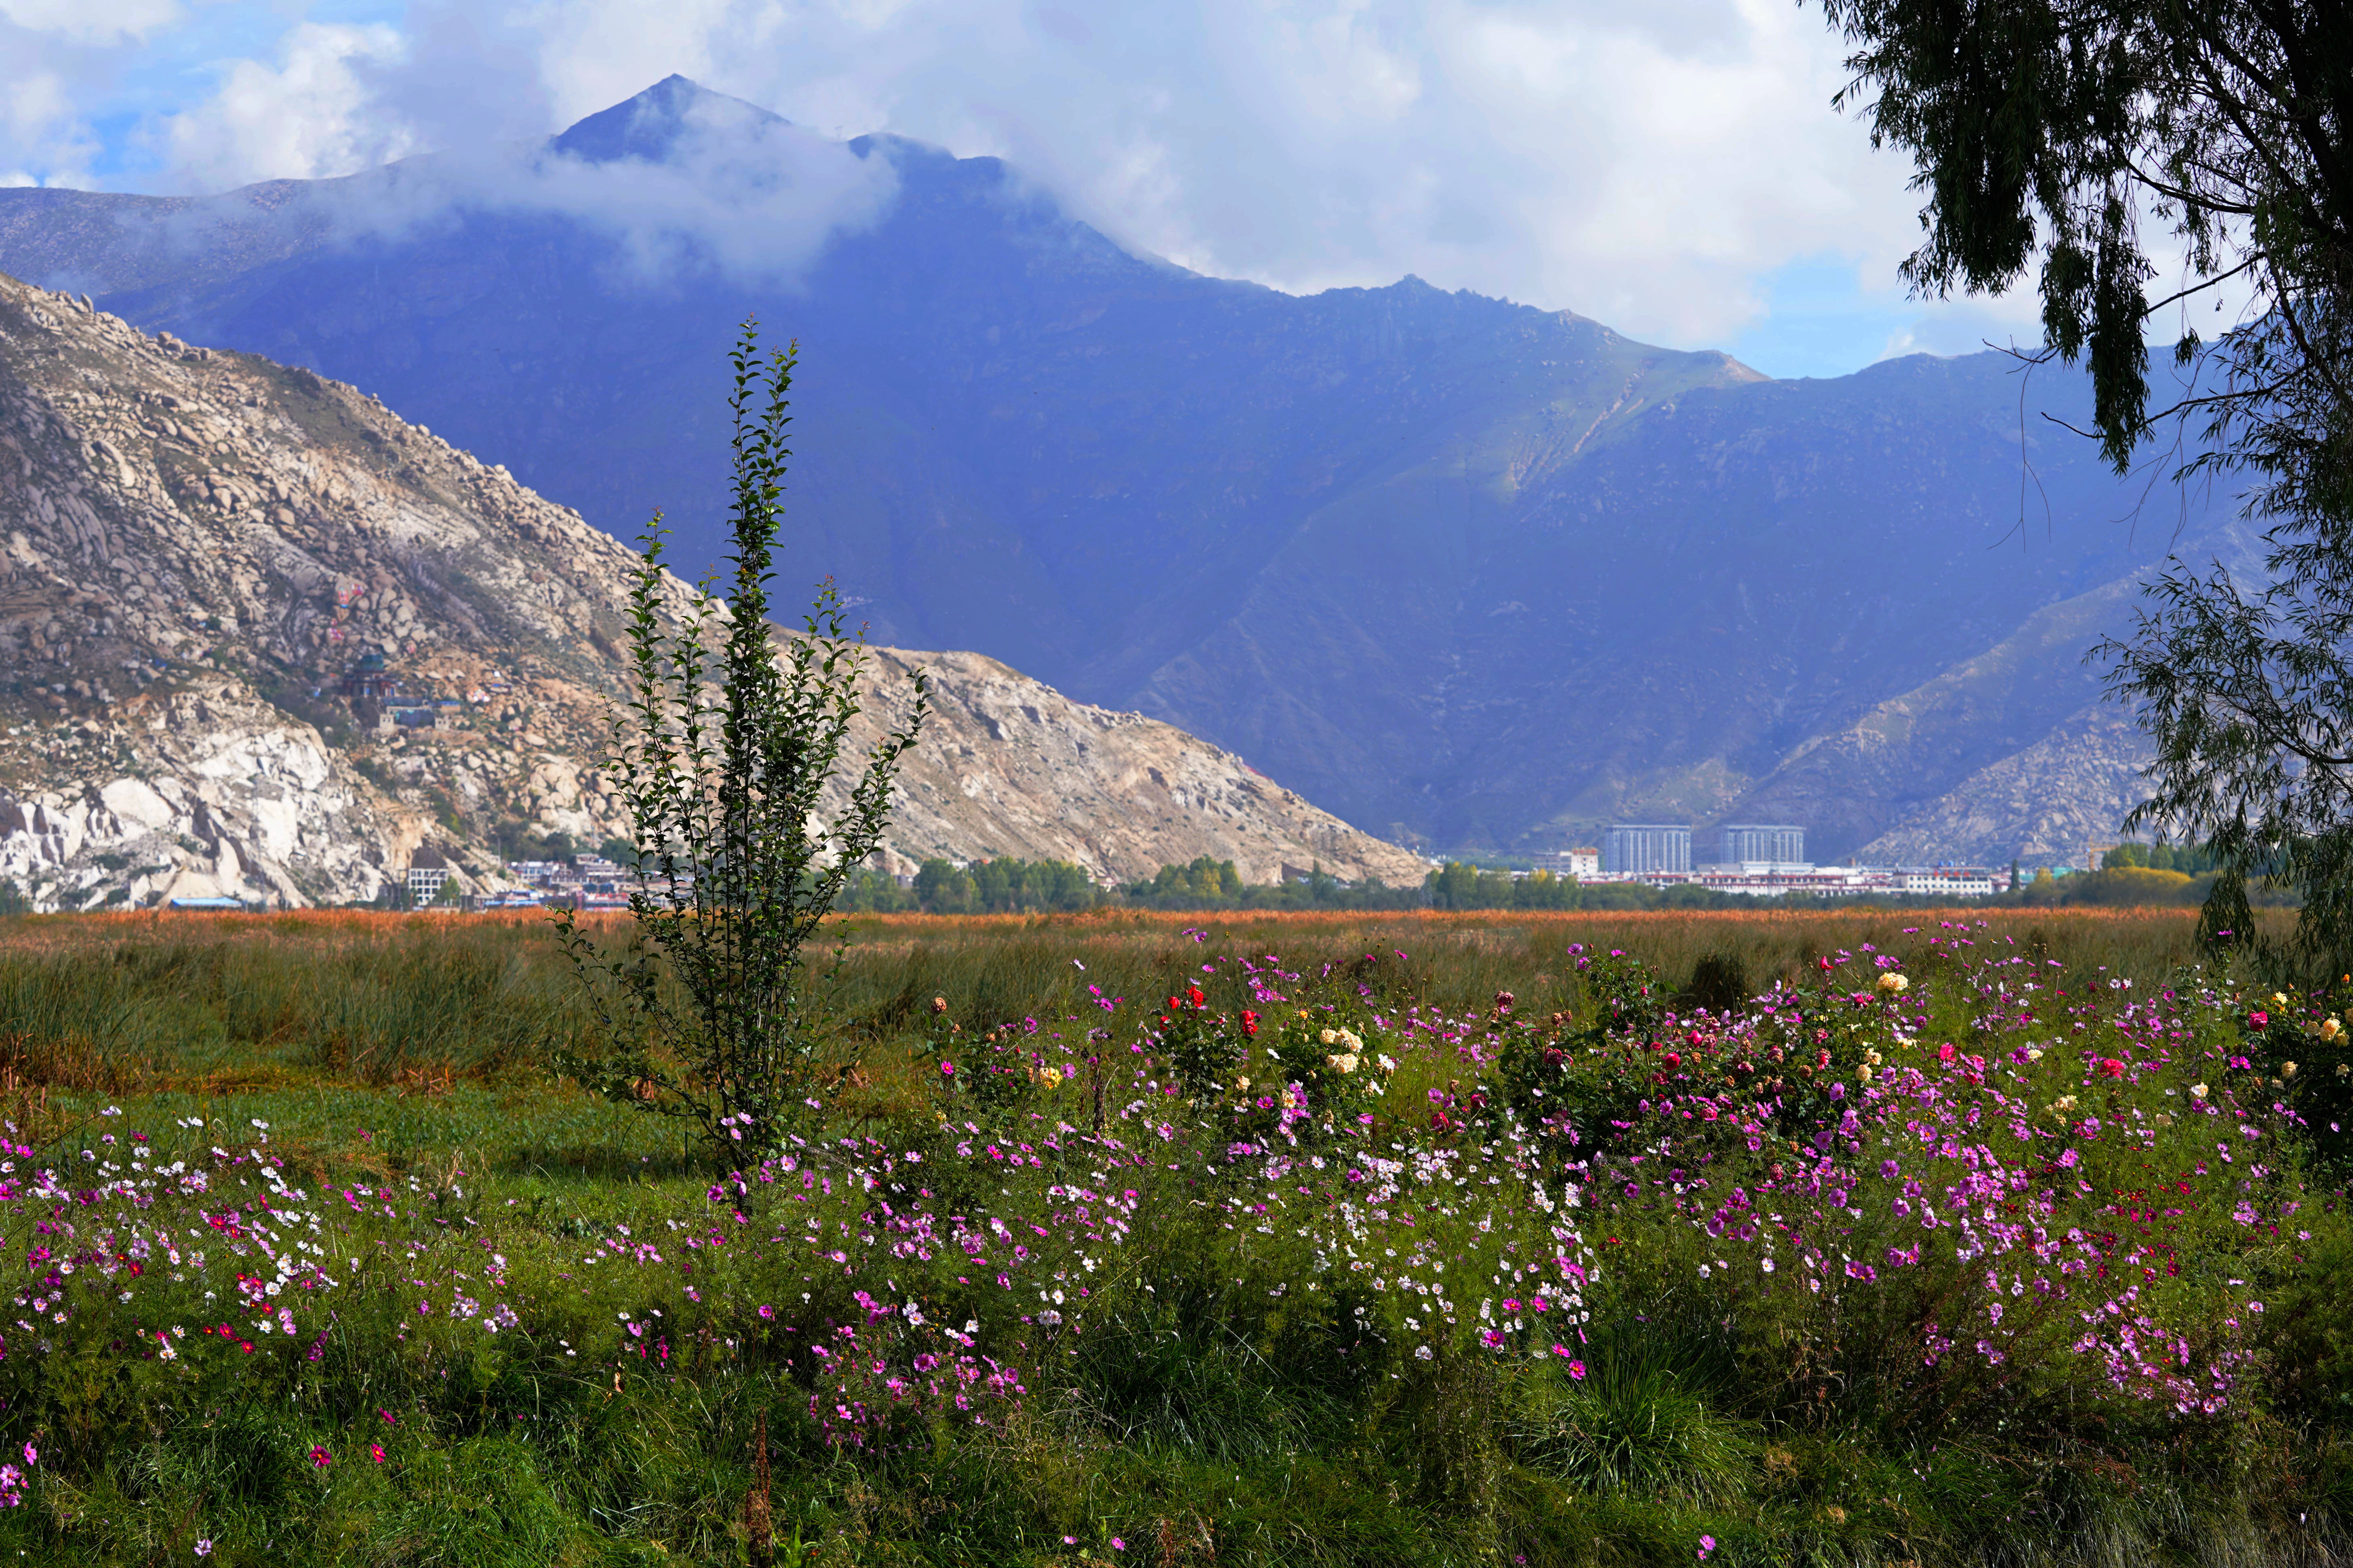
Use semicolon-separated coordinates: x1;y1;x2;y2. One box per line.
1606;824;1691;875
1717;824;1805;865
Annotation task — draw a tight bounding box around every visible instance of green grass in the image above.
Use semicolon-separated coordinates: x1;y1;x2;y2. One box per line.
0;908;2333;1566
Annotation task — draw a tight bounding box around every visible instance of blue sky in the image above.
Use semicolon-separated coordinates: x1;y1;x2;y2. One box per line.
0;0;2046;380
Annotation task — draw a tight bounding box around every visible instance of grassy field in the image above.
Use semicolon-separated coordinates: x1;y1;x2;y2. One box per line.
0;906;2338;1566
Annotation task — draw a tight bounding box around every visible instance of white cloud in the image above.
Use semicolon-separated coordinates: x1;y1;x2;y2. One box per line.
158;21;418;190
0;0;179;47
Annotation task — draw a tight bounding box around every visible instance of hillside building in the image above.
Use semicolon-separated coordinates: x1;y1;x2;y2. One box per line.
405;846;452;907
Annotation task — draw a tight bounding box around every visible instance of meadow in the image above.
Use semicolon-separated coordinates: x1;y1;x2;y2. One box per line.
0;905;2340;1567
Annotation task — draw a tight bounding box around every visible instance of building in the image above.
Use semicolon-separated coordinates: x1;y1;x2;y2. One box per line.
1717;823;1805;866
406;846;452;907
1899;868;2000;897
1529;848;1601;878
1606;823;1691;875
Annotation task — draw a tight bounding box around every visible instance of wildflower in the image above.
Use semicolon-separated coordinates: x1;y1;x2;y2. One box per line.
2250;1010;2271;1030
1877;973;1909;996
2098;1057;2125;1078
195;1545;212;1559
931;997;947;1014
2272;992;2290;1007
1857;1064;1874;1084
20;1445;33;1468
2025;1047;2043;1061
1698;1537;1717;1562
1037;1067;1063;1090
2283;1061;2299;1078
308;1446;331;1468
939;1061;955;1078
369;1444;385;1463
2191;1083;2210;1100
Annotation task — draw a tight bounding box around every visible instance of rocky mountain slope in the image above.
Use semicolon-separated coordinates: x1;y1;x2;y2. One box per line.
0;77;2232;862
0;269;1422;910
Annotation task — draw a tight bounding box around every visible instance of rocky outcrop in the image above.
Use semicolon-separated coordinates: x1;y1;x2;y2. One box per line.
839;646;1428;886
0;269;1422;908
1854;704;2157;867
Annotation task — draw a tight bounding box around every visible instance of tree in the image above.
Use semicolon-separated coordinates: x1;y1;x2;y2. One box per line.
913;859;976;913
1816;0;2352;973
555;322;927;1155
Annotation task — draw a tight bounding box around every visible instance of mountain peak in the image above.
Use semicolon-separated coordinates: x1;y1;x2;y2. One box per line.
549;76;790;165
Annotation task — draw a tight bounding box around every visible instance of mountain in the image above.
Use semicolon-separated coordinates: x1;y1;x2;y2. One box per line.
0;270;1424;911
0;77;2237;863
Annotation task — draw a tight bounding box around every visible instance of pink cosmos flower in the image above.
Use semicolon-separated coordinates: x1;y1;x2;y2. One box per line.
308;1446;331;1468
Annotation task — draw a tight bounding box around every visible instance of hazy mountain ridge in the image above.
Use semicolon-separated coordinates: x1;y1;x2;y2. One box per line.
0;77;2226;863
0;269;1420;909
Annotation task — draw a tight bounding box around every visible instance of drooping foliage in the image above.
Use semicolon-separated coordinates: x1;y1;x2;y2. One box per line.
1816;0;2353;977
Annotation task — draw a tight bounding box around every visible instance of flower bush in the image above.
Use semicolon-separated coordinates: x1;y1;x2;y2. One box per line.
0;919;2342;1563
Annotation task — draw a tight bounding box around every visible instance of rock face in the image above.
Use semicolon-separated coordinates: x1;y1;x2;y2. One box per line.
0;269;1422;909
839;646;1426;886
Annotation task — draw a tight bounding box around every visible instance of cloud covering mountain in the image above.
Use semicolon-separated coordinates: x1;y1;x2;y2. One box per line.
0;0;2041;378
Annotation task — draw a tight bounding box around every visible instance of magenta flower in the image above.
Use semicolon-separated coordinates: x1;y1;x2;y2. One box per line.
308;1445;331;1468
